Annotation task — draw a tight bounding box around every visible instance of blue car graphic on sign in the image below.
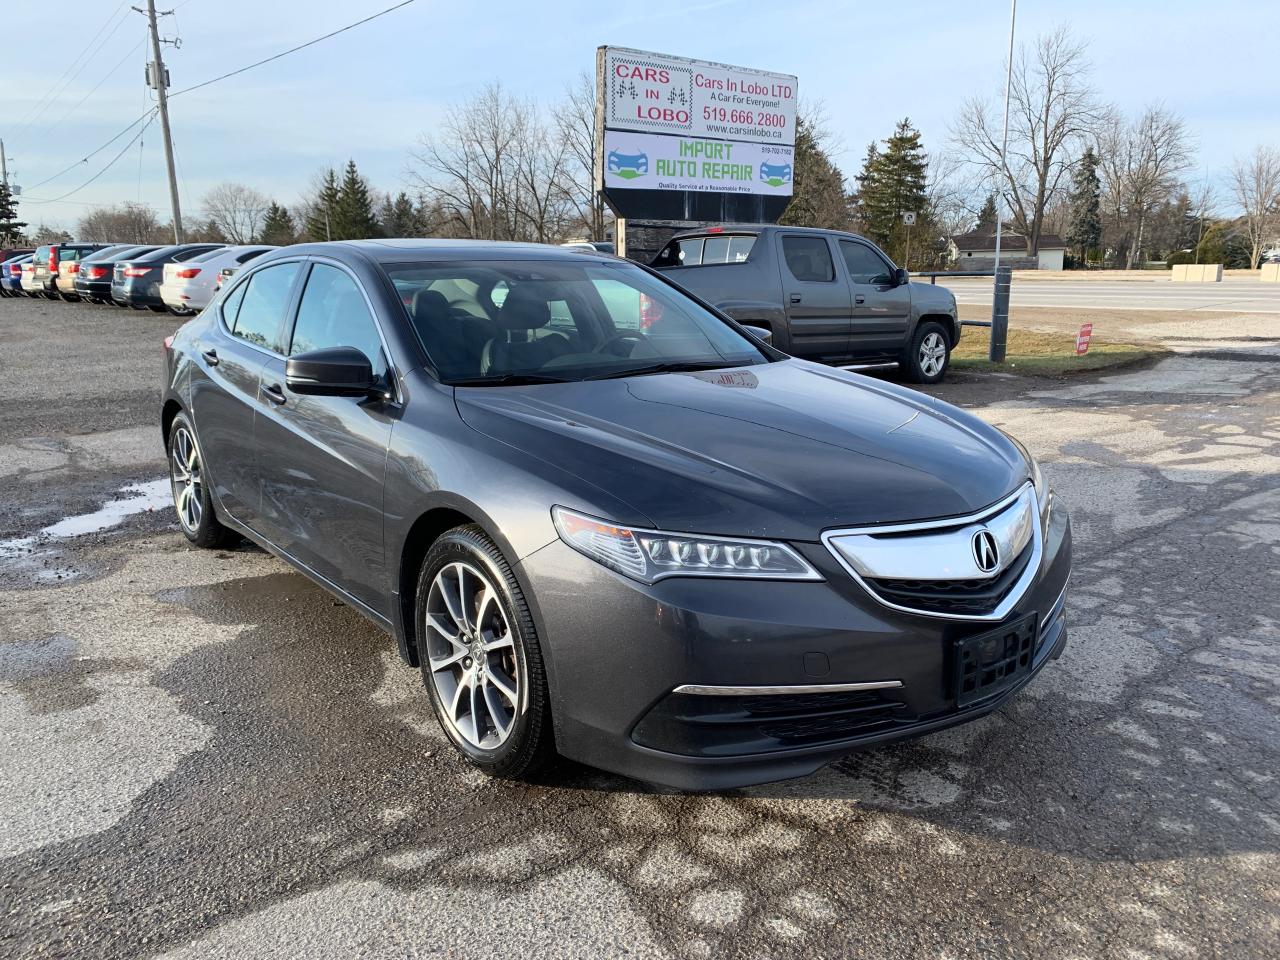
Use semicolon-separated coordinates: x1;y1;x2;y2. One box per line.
760;162;793;187
608;150;648;180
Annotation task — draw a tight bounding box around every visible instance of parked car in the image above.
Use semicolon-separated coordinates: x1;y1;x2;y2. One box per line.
160;240;1071;790
1;252;34;297
20;258;40;295
55;243;135;300
29;242;110;300
160;244;276;314
73;244;161;303
560;240;616;254
112;243;224;311
652;225;962;383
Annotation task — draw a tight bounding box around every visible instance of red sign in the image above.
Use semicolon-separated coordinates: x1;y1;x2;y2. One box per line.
1075;323;1093;355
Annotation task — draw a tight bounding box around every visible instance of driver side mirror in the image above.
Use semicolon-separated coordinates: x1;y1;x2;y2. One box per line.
894;267;910;287
742;324;773;345
285;346;376;397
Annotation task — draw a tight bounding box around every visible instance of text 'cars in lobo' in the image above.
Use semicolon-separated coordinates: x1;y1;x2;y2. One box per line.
161;239;1070;790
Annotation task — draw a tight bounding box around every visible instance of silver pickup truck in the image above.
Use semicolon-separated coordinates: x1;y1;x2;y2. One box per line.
652;225;961;382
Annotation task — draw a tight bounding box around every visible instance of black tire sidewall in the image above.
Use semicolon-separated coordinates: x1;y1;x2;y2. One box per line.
416;527;550;777
167;412;226;548
904;320;951;384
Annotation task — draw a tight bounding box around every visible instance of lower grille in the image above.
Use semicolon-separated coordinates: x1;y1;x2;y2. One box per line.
868;543;1033;615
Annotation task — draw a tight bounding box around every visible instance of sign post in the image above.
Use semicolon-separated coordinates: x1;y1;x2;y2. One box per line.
596;46;798;253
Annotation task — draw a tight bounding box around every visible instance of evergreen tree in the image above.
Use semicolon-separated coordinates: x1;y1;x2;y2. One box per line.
333;160;380;240
975;194;999;231
304;168;341;241
259;202;297;245
778;118;850;231
852;119;932;267
377;191;422;238
1064;147;1102;264
0;181;28;245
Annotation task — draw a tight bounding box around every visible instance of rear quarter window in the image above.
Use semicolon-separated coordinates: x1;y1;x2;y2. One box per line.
654;235;755;268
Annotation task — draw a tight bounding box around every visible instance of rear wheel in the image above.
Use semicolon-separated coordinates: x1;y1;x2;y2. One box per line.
167;412;231;548
902;321;952;384
416;526;554;780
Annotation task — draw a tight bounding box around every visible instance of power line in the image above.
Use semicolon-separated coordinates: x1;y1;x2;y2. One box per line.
24;113;157;205
48;34;150;131
23;109;157;191
169;0;417;98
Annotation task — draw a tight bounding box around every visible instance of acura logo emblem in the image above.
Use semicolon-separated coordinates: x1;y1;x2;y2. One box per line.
972;529;1000;574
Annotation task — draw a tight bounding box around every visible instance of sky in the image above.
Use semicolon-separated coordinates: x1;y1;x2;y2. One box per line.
3;0;1277;232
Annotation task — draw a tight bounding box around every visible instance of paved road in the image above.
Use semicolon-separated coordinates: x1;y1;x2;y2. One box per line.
946;276;1280;313
2;296;1279;959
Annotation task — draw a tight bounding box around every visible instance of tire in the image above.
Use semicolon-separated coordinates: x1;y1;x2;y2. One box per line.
902;320;952;384
416;526;554;780
167;412;232;549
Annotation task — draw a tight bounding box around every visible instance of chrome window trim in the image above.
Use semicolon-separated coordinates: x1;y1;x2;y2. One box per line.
673;680;903;696
820;482;1043;623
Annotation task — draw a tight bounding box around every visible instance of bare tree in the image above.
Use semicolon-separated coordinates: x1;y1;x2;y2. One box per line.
1096;105;1193;267
951;25;1104;256
552;71;609;241
77;202;166;243
200;182;271;243
1230;145;1280;269
1191;178;1217;264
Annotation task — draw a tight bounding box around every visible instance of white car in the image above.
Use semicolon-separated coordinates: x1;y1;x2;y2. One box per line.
20;260;40;295
160;245;276;313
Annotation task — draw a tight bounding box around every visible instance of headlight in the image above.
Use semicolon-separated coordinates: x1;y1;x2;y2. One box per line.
1010;437;1053;526
552;507;821;584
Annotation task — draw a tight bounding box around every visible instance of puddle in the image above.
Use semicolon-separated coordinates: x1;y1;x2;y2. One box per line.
0;479;172;584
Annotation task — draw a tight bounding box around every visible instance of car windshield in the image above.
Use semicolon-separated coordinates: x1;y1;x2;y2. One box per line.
385;259;770;385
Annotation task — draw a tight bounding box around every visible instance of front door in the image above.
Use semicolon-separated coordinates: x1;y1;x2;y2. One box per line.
839;239;911;357
253;261;397;617
778;234;851;360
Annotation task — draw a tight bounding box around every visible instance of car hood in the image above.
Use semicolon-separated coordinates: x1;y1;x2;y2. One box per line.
455;360;1027;540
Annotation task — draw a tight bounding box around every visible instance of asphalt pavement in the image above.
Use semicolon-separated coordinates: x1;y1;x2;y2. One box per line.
947;275;1280;313
1;294;1278;959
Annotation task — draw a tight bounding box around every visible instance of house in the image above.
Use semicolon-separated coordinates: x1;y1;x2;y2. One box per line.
948;228;1067;271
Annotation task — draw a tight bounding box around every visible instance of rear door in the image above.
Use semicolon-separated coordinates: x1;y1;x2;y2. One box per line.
778;234;851;359
254;260;397;616
838;239;911;356
188;260;303;526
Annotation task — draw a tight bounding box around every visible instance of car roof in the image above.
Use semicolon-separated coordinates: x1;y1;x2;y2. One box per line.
257;238;620;265
666;224;868;241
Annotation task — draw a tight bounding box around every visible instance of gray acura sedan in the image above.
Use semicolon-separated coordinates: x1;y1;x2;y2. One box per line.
160;240;1071;790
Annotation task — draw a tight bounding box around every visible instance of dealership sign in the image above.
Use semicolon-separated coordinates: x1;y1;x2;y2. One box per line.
596;46;798;200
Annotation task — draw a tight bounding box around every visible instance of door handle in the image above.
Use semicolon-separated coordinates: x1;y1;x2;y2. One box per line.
261;383;287;406
789;294;802;304
201;349;219;366
854;296;866;305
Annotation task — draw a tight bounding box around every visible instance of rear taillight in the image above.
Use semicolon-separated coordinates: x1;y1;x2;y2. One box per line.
48;248;59;273
86;266;109;280
69;263;80;274
123;266;148;277
639;293;664;329
175;268;200;279
163;335;175;351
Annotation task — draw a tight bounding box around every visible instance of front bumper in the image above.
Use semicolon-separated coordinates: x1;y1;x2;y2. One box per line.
518;500;1071;791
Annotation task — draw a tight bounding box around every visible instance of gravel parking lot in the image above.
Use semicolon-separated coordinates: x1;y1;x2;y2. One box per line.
1;295;1278;959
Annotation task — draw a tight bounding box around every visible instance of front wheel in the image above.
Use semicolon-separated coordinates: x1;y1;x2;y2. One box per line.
902;321;952;384
167;412;232;548
416;526;554;780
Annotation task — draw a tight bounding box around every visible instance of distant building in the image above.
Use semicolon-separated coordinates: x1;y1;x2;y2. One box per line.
948;228;1067;271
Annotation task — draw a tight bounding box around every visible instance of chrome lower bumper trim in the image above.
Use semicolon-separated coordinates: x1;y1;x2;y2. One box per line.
672;680;904;696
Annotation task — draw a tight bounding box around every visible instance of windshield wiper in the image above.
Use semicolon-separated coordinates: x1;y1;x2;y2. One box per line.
449;373;572;387
584;360;745;381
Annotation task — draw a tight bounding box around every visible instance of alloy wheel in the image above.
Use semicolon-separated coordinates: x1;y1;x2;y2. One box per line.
424;561;521;751
919;332;947;378
169;426;204;534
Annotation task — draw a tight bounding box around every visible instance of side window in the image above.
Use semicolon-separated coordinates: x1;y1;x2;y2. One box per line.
782;236;835;282
221;280;248;329
228;262;300;352
839;240;893;285
289;263;384;371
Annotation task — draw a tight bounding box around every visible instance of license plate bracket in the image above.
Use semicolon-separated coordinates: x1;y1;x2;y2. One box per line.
954;613;1037;707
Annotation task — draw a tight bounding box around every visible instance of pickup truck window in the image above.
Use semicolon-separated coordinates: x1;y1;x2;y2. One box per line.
839;240;894;285
782;236;835;282
653;234;754;267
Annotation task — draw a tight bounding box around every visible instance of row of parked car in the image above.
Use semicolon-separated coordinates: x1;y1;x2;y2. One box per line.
0;241;277;313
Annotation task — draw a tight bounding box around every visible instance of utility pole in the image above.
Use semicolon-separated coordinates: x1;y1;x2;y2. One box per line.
137;1;183;243
1;139;8;187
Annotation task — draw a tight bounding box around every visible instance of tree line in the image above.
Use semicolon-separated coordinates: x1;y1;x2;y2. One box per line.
4;29;1278;270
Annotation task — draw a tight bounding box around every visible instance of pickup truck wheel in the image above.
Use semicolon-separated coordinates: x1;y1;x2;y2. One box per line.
903;321;951;384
